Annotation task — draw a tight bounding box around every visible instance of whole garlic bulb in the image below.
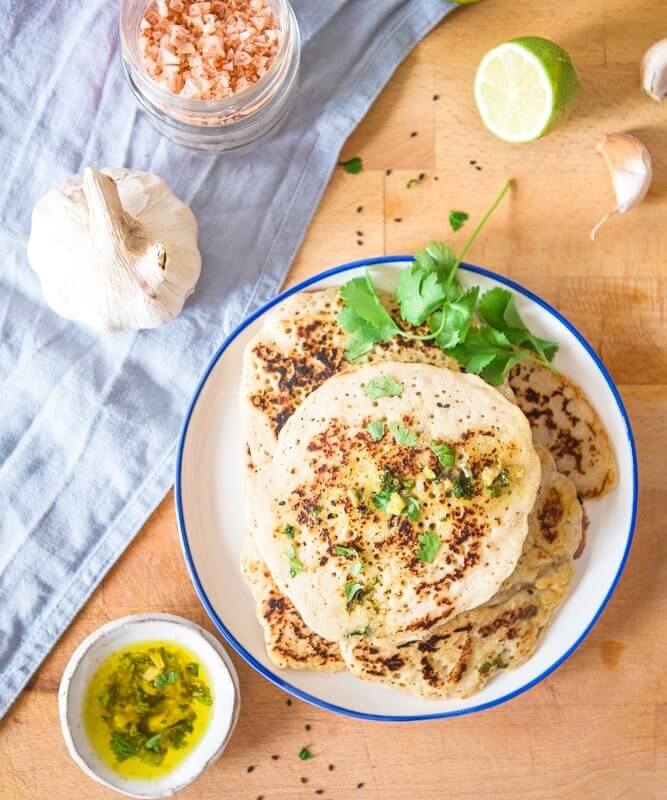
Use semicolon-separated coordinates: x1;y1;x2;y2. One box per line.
27;166;201;333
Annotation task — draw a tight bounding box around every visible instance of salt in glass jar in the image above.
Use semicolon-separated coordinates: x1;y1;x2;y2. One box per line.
119;0;300;151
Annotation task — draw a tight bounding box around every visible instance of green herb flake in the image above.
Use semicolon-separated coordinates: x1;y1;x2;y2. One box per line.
283;524;296;539
452;469;475;500
366;419;386;441
345;581;365;607
153;670;180;689
110;732;137;762
145;734;163;751
449;210;469;232
416;530;441;563
487;468;510;497
479;656;509;674
365;376;403;400
431;441;456;468
335;545;359;558
186;662;199;677
299;746;314;761
403;495;421;522
339;156;363;174
286;545;304;578
347;625;372;637
389;421;418;446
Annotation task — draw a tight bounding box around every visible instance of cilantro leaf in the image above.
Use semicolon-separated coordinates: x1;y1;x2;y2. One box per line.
286;545;304;578
403;495;421;522
413;241;458;281
299;747;314;761
416;530;441;563
396;265;448;326
366;419;385;441
487;468;510;497
449;210;469;232
145;734;162;751
431;441;455;468
339;275;398;338
448;326;525;386
429;286;479;350
478;288;558;363
345;581;365;606
365;376;403;399
334;545;359;558
186;662;199;677
153;670;180;689
110;732;137;762
389;421;418;446
337;307;386;362
339;156;362;174
283;524;296;539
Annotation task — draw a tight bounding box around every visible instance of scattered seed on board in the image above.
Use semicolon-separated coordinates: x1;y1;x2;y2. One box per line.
433;94;440;101
315;791;325;796
328;764;335;771
271;754;280;760
357;783;365;789
246;765;255;773
410;131;418;137
357;206;363;213
357;240;363;246
305;724;312;731
475;165;482;171
301;777;309;784
470;159;477;165
386;169;392;176
394;217;402;223
286;698;292;706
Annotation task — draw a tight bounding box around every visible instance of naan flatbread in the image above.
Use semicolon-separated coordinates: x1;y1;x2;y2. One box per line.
250;361;541;642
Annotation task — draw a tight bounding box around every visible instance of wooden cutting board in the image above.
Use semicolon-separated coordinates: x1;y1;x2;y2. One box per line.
1;1;664;797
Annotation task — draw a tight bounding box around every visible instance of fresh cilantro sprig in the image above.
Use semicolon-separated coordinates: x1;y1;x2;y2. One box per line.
337;180;558;385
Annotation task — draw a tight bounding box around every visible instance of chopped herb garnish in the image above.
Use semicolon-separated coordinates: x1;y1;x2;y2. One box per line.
452;468;475;499
487;468;510;497
339;156;363;174
153;670;180;689
337;181;558;386
286;545;304;577
186;662;199;677
372;468;420;521
479;656;508;674
371;468;402;511
416;530;441;563
283;524;296;539
431;441;456;468
145;734;163;751
110;732;137;762
389;421;418;446
366;419;385;441
403;495;421;522
365;375;403;400
299;747;314;761
345;581;365;607
335;545;359;558
348;625;372;637
449;209;469;232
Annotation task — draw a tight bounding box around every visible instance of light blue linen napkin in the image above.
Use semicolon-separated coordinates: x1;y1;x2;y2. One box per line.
0;0;454;717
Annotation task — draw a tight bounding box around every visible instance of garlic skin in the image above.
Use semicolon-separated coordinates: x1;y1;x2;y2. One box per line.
27;167;201;333
591;134;652;240
641;38;667;101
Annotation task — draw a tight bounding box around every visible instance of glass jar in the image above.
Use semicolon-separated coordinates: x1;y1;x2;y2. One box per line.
119;0;300;151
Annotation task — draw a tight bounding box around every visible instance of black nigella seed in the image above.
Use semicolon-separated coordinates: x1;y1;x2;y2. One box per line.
305;724;312;732
386;169;392;176
315;791;325;796
301;777;308;784
287;698;292;706
410;131;418;137
433;176;439;181
247;766;255;773
357;205;363;213
356;230;363;236
357;783;365;789
357;240;363;246
433;94;440;101
257;796;264;800
475;165;482;171
418;172;425;180
470;159;477;165
271;754;280;760
394;217;402;223
328;764;335;771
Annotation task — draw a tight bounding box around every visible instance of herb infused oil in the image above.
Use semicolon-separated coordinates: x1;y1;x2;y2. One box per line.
83;641;213;780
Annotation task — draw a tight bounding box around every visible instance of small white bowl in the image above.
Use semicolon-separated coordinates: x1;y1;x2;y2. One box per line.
58;613;240;798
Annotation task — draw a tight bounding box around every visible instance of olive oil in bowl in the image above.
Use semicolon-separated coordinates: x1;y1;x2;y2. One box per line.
83;641;213;781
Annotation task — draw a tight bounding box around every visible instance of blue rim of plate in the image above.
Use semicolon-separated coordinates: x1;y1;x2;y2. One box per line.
175;255;638;722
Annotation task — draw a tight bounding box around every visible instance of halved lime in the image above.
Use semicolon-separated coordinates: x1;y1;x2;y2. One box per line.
474;37;580;143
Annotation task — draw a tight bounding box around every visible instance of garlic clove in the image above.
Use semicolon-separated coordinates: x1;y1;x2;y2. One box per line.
591;133;652;240
641;38;667;101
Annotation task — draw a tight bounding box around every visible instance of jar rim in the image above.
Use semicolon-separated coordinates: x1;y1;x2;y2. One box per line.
119;0;294;114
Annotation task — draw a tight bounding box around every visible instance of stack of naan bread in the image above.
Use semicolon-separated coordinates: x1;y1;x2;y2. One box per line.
239;288;616;699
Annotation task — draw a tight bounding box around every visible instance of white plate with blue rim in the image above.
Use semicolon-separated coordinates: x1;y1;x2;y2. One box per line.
175;256;637;722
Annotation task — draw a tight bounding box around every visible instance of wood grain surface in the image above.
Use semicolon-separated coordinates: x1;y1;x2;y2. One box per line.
1;1;665;798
